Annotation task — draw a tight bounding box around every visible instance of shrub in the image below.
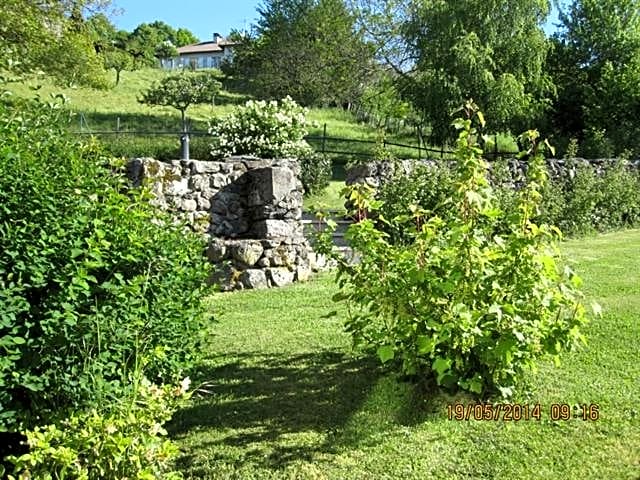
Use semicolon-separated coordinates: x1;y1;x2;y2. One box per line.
8;376;191;479
376;161;454;245
0;93;211;433
319;102;594;397
209;96;330;194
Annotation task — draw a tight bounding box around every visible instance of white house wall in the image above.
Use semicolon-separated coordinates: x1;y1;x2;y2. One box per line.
161;49;234;70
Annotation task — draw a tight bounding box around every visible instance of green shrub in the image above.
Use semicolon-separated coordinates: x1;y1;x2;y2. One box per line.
319;103;594;397
8;376;190;479
0;94;211;433
376;161;454;244
209;96;330;194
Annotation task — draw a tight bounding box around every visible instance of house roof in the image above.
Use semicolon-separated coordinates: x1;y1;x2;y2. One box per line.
177;39;236;55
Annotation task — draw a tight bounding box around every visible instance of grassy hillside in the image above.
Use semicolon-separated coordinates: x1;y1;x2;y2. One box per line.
4;68;422;209
4;69;413;141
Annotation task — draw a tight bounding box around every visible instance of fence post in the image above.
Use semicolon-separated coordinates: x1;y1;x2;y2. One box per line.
322;123;327;155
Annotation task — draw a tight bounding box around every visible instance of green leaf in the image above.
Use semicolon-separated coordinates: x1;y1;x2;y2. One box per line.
416;335;435;355
432;357;452;376
377;345;395;363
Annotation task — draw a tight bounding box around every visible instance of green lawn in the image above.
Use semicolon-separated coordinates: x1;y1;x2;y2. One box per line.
169;229;640;479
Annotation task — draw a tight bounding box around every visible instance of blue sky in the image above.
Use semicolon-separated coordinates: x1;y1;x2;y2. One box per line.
109;0;262;41
108;0;562;42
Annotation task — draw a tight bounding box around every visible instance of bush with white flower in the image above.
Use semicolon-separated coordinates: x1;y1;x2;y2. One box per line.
209;96;331;194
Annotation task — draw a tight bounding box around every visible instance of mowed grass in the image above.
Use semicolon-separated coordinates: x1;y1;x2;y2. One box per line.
170;229;640;479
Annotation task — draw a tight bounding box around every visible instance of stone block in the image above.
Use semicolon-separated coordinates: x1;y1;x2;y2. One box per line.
180;198;197;212
189;160;220;174
295;265;312;282
240;269;268;289
232;241;264;267
207;239;227;262
251;219;293;239
166;177;189;196
268;267;295;287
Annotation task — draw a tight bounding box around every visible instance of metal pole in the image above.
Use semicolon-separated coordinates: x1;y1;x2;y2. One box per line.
181;133;190;160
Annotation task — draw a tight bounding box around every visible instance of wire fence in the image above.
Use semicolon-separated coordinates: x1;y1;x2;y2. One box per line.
71;124;520;162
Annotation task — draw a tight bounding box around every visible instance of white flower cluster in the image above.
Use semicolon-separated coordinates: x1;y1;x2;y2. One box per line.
209;96;315;159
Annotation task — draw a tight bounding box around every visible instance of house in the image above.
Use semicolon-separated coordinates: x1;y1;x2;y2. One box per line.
160;33;236;70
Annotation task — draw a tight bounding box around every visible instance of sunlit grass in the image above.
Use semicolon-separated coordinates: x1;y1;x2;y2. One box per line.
170;230;640;479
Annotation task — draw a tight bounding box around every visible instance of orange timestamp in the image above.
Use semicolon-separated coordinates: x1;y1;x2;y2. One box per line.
447;403;600;421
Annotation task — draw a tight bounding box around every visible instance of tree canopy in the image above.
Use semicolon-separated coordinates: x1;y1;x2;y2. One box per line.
139;72;222;131
230;0;374;107
549;0;640;155
373;0;553;143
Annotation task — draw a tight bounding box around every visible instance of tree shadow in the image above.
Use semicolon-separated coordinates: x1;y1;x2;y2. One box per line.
169;350;381;472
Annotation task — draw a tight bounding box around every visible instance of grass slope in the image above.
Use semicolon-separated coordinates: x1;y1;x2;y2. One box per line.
170;230;640;479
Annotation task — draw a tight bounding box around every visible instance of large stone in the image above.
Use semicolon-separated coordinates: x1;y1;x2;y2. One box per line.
189;160;221;174
251;219;293;239
248;166;297;206
232;241;264;267
267;267;295;287
211;173;229;189
189;175;210;191
180;198;198;212
166;177;189;196
240;269;268;289
207;239;227;262
295;265;312;282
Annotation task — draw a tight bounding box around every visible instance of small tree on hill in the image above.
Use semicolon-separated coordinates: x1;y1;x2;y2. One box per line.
139;72;222;132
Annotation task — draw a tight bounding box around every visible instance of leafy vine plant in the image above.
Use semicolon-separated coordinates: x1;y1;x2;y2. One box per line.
318;100;601;398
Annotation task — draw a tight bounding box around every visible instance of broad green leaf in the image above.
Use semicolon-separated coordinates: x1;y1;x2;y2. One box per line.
416;335;435;355
377;345;395;363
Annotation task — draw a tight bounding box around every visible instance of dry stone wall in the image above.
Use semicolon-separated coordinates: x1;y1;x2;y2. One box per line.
127;156;317;290
346;158;640;190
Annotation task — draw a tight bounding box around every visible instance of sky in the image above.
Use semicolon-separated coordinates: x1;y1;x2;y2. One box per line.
109;0;262;41
108;0;562;43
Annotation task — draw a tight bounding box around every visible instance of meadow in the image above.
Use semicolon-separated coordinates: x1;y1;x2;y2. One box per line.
169;229;640;479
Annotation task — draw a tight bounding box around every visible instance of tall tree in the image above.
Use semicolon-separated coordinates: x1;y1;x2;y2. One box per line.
0;0;111;87
237;0;374;106
351;0;553;143
550;0;640;155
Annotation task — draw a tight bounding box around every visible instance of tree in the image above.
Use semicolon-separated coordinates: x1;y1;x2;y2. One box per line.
126;21;198;67
0;0;111;87
103;48;134;85
235;0;374;106
139;72;222;131
351;0;553;144
175;28;198;47
549;0;640;155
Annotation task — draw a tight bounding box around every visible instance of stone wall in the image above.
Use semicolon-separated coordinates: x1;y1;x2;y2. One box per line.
127;156;315;290
346;158;640;190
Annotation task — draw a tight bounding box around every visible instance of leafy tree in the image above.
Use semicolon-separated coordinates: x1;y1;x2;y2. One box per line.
139;72;222;131
234;0;374;106
175;28;199;47
549;0;640;156
352;0;553;144
103;48;134;85
0;0;111;87
126;21;198;67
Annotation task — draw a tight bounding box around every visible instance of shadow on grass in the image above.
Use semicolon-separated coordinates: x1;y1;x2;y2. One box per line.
169;350;383;471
